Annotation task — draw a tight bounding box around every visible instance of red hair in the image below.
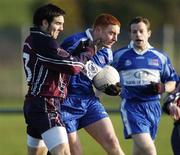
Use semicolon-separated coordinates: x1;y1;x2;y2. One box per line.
93;13;121;29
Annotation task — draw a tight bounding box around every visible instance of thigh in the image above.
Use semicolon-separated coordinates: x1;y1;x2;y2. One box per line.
24;96;64;138
84;117;116;143
28;147;48;155
68;132;83;155
61;96;86;121
27;135;47;155
132;133;156;155
79;96;108;128
68;132;81;146
61;96;87;133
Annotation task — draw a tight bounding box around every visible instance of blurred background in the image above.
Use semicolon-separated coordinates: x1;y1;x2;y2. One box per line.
0;1;179;154
0;0;179;103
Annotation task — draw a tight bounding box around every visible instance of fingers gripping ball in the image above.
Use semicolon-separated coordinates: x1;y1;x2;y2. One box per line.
104;82;121;96
92;65;120;95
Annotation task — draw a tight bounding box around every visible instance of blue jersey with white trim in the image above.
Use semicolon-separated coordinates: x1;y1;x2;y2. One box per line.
61;29;113;96
112;43;178;101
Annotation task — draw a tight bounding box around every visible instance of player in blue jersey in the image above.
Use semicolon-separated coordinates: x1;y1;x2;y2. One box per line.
60;14;125;155
22;4;95;155
112;16;178;155
163;79;180;155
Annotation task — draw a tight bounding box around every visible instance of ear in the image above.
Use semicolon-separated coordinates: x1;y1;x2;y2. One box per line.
95;26;102;33
148;30;151;38
41;19;49;30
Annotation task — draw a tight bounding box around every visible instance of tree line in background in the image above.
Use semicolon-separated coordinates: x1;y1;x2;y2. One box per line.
0;0;179;99
0;0;179;32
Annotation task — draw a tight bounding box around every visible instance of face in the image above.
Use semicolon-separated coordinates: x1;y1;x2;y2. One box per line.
130;21;151;51
94;24;120;48
42;15;64;39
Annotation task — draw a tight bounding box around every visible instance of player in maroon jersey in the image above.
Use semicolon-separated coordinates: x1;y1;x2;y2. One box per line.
163;80;180;155
22;3;94;155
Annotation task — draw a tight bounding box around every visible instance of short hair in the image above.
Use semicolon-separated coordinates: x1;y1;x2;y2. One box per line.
33;3;66;27
128;16;151;31
93;13;121;29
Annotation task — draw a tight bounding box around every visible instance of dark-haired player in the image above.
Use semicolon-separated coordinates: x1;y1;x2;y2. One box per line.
22;3;95;155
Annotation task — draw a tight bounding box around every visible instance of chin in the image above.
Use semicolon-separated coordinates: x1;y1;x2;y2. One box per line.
106;44;112;48
53;36;58;39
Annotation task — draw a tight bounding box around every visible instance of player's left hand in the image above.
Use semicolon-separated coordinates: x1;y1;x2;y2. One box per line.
103;82;121;96
147;82;165;95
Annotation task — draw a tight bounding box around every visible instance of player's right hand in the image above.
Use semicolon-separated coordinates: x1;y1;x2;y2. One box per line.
72;39;96;57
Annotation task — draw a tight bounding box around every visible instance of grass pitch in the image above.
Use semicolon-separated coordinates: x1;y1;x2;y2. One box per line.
0;113;173;155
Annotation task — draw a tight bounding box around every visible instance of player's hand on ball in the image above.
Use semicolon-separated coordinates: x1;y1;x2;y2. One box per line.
103;82;121;96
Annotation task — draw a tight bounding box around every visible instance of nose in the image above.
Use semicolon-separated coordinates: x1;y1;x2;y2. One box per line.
136;31;141;37
59;25;63;31
113;35;118;42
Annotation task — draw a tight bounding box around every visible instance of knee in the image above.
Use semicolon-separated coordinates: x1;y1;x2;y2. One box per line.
50;143;70;155
141;144;156;155
104;135;120;149
103;135;125;155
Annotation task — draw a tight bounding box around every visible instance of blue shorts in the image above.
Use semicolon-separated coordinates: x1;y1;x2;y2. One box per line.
60;95;108;133
120;99;161;140
23;96;64;139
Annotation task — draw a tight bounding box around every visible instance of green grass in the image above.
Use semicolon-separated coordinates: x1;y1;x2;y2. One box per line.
0;115;26;155
0;113;173;155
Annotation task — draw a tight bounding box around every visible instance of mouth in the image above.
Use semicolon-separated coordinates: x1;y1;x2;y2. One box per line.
135;39;143;43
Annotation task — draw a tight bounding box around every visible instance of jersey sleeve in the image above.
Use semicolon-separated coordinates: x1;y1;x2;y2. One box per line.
25;36;84;75
160;52;179;83
91;48;113;67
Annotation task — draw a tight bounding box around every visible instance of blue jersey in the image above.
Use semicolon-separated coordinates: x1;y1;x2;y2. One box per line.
61;29;113;96
112;43;178;101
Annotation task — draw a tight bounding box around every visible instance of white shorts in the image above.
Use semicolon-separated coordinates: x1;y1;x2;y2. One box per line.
27;126;68;151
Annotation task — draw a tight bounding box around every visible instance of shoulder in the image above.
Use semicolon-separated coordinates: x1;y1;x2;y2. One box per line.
149;48;171;63
61;31;86;49
95;47;113;64
150;48;169;57
113;46;132;59
111;46;131;68
32;33;59;50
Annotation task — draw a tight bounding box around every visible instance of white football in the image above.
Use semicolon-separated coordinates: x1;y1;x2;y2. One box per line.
93;65;120;91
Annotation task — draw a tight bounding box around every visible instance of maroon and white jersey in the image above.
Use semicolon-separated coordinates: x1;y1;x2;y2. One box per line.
22;27;84;98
